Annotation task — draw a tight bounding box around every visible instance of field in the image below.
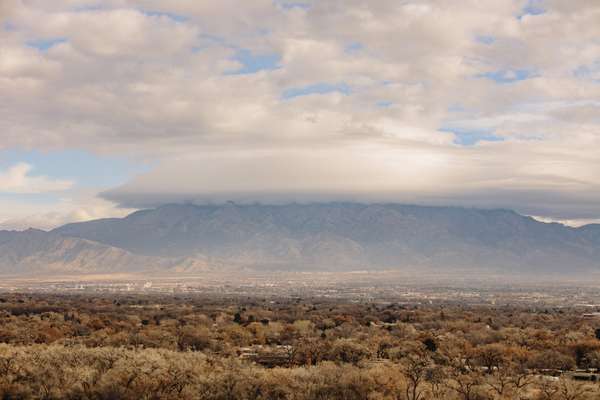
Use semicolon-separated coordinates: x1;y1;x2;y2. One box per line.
2;283;600;399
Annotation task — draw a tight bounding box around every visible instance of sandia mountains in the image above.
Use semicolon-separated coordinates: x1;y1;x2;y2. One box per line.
1;203;600;276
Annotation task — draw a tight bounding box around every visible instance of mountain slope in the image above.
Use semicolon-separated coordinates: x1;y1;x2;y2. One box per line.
53;203;600;273
0;229;215;275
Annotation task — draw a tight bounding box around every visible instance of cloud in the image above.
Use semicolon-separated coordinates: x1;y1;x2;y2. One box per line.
100;140;600;220
0;0;599;222
0;188;135;231
0;163;74;194
530;216;600;228
0;1;16;24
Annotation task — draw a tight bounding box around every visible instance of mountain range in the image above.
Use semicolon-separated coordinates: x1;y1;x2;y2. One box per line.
1;203;600;276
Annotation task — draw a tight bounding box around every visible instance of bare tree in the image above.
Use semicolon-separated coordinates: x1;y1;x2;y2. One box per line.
400;354;431;400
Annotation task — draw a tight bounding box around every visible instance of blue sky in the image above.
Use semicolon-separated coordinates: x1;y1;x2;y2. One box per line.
276;2;311;10
345;42;364;54
475;35;496;45
439;127;505;146
0;149;146;189
140;10;188;22
229;49;281;74
282;83;352;99
479;69;537;84
376;100;393;108
519;0;546;18
26;38;67;51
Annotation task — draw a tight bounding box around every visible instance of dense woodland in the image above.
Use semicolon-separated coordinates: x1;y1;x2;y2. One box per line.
2;293;600;399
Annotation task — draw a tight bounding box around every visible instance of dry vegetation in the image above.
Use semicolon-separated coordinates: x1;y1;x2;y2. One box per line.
1;293;600;399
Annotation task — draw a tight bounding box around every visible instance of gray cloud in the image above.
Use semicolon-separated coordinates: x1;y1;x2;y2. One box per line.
100;143;600;220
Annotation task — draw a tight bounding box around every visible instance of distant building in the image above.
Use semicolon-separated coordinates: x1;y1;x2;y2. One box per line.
239;345;293;367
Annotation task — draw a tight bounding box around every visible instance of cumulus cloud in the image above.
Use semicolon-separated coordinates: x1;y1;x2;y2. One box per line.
0;190;135;231
0;0;599;222
0;163;73;194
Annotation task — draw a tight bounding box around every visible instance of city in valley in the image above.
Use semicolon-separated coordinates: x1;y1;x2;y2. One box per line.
3;274;600;399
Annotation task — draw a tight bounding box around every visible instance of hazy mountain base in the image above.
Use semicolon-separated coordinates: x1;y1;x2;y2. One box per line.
1;203;600;277
0;229;221;276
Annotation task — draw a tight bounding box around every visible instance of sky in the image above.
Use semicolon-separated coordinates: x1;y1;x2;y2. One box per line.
0;0;599;229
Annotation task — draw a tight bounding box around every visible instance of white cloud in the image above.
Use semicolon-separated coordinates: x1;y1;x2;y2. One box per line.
0;189;135;230
530;215;600;228
0;0;599;222
0;163;74;194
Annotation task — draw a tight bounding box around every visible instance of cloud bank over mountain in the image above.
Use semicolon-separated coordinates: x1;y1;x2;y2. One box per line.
0;0;599;227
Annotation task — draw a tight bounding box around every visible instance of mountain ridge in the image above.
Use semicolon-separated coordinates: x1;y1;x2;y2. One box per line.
1;202;599;276
45;202;600;275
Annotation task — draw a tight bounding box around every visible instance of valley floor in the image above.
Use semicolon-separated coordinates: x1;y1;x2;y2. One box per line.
2;289;600;399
